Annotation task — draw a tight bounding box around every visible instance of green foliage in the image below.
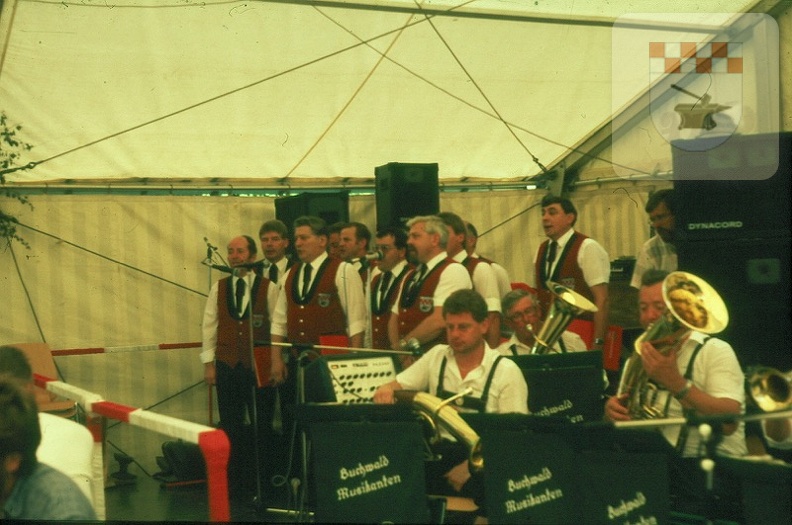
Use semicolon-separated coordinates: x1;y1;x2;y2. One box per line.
0;112;33;247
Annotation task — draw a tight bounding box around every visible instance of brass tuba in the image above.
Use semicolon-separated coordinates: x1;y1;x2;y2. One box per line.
617;271;729;419
530;281;598;354
747;367;792;412
395;390;483;472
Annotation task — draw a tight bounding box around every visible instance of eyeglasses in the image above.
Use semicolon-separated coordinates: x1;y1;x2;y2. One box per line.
507;308;538;323
648;212;672;224
375;245;394;253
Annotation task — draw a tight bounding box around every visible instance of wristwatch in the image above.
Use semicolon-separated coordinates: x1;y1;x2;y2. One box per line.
673;380;694;400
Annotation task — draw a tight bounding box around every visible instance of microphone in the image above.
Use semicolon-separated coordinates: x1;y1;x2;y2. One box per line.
201;261;234;273
237;260;267;270
203;237;219;252
364;250;383;261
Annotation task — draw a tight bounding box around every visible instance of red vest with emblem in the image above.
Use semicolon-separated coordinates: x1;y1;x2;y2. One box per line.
284;257;346;348
534;232;594;320
397;259;453;351
215;276;271;368
369;265;413;350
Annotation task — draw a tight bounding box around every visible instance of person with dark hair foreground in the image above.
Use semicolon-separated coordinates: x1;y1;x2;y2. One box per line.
375;289;527;517
0;377;96;521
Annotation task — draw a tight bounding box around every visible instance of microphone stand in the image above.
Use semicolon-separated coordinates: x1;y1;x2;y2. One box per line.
242;265;268;514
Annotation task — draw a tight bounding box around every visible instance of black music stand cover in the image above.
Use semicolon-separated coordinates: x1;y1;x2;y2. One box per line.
717;455;792;525
478;425;583;524
462;415;671;524
507;351;605;422
304;405;429;523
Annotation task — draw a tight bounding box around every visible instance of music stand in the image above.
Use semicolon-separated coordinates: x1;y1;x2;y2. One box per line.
507;351;605;423
296;403;430;523
461;414;671;524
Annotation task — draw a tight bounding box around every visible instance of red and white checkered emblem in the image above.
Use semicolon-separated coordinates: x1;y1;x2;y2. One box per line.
649;40;741;145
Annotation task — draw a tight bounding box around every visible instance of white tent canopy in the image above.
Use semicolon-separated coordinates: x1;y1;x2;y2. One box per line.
0;0;772;187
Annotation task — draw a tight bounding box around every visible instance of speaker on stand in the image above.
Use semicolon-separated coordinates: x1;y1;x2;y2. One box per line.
375;162;439;230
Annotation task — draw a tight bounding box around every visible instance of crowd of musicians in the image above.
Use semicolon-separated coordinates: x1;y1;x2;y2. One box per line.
200;191;792;522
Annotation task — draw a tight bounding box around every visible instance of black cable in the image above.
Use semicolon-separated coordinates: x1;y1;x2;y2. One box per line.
16;222;207;297
478;201;543;239
105;379;206;431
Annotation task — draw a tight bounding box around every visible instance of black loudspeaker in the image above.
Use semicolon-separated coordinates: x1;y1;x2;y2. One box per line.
677;237;791;370
672;132;792;370
375;162;439;230
274;192;349;235
672;132;791;242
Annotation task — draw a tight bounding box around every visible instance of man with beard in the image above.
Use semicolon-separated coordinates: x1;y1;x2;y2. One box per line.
630;189;678;289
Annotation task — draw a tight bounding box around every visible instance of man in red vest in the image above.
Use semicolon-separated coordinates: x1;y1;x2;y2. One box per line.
200;235;280;496
337;221;374;286
438;212;502;348
368;226;412;350
532;195;610;352
269;214;366;409
388;215;471;369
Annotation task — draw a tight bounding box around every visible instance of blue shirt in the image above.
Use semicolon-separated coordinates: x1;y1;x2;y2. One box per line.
3;462;96;521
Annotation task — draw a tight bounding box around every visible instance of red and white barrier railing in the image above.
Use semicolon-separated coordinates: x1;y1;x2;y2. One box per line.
33;372;230;522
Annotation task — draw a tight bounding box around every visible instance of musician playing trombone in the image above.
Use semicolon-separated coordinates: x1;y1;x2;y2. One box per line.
604;269;746;518
374;289;527;520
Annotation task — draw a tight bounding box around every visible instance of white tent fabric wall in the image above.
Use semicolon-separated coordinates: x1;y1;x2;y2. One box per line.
2;188;660;351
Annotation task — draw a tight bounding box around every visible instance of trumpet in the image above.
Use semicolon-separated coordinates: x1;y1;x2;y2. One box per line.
747;367;792;412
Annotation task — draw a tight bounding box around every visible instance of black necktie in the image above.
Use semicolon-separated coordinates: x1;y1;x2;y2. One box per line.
235;278;246;313
301;263;312;298
268;263;278;283
379;271;392;307
546;241;558;275
410;265;424;290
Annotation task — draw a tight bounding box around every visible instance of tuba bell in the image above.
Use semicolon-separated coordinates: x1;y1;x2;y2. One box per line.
530;281;598;354
395;390;483;472
617;271;729;419
747;367;792;412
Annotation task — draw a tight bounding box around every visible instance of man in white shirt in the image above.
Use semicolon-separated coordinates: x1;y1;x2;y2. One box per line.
387;215;471;369
375;289;527;508
258;219;294;284
200;235;281;496
532;195;610;352
496;288;586;356
438;212;502;348
464;221;512;299
630;189;678;289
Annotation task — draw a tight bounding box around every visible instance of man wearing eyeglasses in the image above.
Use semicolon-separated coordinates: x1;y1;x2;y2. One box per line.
367;226;413;350
495;288;586;356
630;189;678;289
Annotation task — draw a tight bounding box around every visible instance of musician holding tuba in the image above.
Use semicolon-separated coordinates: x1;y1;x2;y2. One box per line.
374;289;528;517
605;270;747;516
496;287;588;356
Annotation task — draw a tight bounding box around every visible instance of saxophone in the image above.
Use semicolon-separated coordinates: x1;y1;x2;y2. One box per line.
616;271;729;419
